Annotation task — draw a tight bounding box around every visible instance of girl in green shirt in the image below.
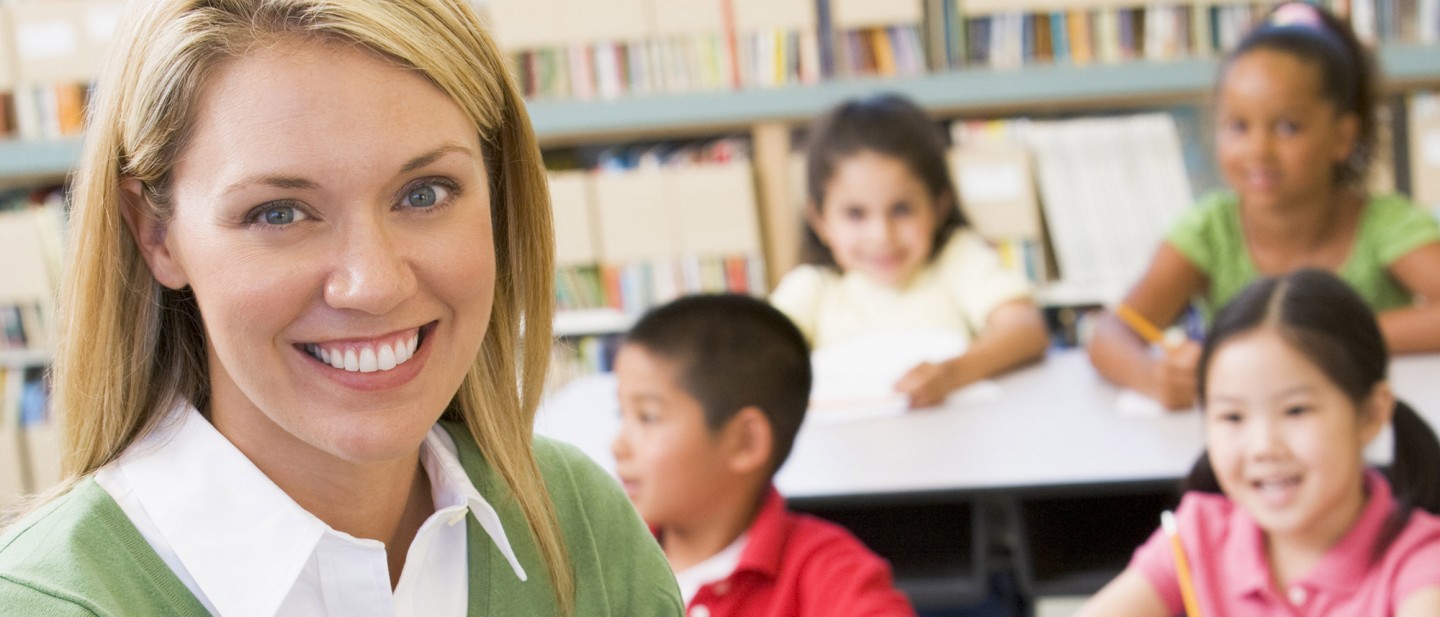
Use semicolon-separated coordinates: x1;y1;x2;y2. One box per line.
1089;2;1440;411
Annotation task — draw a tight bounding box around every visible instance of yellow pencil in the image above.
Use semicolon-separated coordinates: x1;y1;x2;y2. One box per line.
1162;510;1204;617
1115;303;1166;346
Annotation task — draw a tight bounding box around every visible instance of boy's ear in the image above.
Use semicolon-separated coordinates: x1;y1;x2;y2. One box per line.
721;406;773;476
121;178;190;290
1359;380;1395;445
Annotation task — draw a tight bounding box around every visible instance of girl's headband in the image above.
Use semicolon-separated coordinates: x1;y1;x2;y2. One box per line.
1253;1;1354;76
1268;2;1327;29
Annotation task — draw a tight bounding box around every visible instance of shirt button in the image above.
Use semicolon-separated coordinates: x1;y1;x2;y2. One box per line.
1289;586;1308;606
689;605;710;617
713;581;730;596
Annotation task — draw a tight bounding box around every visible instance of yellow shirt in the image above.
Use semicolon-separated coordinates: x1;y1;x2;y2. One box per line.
769;231;1032;349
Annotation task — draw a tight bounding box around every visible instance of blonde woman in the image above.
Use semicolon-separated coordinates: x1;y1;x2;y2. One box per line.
0;1;682;614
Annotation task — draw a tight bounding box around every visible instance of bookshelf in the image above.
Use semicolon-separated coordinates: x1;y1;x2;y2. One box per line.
531;44;1440;145
0;137;80;182
4;2;1440;353
0;348;49;369
554;308;635;338
5;43;1437;177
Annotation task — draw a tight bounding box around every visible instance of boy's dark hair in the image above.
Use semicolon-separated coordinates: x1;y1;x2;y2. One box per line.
800;93;966;268
1221;2;1378;187
624;294;812;474
1185;269;1440;563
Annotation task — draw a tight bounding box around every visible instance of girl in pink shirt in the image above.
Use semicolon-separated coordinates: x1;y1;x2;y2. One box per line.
1077;268;1440;616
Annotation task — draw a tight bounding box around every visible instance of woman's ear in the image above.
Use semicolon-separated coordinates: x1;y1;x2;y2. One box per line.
721;406;774;476
1359;380;1396;445
120;178;189;290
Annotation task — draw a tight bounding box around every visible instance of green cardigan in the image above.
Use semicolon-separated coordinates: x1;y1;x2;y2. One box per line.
0;423;683;616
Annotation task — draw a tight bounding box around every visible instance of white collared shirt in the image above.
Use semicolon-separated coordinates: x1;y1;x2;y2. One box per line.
672;533;746;605
93;404;527;617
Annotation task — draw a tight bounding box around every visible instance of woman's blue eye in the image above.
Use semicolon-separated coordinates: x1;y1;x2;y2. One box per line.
262;205;300;225
404;182;451;208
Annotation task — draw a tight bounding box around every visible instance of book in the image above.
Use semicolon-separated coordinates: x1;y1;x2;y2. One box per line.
1410;91;1440;213
549;170;600;267
947;141;1044;241
564;139;765;319
1022;113;1192;302
0;368;25;506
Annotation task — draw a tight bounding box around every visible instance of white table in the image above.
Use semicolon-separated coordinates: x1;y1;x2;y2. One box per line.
537;349;1440;499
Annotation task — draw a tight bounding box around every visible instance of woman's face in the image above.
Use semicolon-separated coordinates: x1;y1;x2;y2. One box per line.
136;39;495;465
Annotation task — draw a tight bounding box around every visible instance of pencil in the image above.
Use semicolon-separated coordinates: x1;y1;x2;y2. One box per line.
1115;303;1166;347
1162;510;1204;617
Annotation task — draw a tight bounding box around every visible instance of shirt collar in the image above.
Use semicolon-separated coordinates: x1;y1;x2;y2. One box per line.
113;404;526;617
731;484;791;580
1224;468;1395;600
426;422;528;582
1296;469;1394;593
648;484;789;582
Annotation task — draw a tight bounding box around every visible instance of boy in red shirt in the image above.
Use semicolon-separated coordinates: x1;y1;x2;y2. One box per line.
611;294;917;617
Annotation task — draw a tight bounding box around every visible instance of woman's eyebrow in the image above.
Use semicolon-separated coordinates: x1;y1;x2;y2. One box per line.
219;144;478;196
223;175;317;196
399;144;478;174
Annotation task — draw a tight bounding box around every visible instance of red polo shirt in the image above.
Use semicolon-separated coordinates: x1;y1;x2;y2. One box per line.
678;485;917;617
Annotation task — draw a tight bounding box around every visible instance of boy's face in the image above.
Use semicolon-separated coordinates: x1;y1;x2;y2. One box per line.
611;344;741;528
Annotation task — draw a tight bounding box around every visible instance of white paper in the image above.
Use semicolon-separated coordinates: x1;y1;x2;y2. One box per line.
807;329;1001;425
1423;131;1440;166
958;163;1026;203
1116;388;1197;417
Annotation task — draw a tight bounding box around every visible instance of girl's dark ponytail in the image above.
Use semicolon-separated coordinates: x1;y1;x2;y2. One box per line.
1184;450;1221;495
1386;400;1440;514
1374;400;1440;560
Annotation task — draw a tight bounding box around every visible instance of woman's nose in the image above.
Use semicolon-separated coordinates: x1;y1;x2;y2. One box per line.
323;214;417;315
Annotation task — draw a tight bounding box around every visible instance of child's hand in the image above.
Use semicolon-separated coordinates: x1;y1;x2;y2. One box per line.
894;361;955;409
1151;340;1202;410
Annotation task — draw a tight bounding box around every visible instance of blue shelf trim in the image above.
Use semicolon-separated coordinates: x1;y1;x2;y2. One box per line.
0;138;81;180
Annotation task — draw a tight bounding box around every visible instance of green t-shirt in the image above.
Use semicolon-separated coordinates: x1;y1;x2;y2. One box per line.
0;424;683;616
1166;192;1440;317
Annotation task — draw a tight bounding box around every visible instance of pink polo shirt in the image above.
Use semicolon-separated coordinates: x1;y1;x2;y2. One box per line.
1131;470;1440;615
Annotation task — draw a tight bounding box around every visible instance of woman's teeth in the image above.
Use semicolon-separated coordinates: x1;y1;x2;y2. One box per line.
305;332;420;373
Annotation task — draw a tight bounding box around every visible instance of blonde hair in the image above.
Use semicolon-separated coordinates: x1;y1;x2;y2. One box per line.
52;0;569;610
